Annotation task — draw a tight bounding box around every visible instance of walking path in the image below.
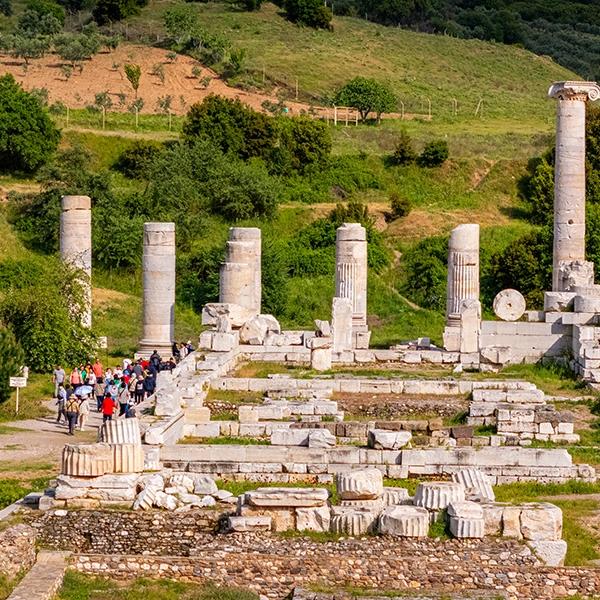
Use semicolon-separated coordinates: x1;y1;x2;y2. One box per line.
0;399;103;465
7;551;70;600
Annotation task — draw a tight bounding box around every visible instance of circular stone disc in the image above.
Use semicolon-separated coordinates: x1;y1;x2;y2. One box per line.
493;289;526;322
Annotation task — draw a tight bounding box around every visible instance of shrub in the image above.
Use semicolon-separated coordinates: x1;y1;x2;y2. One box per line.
418;140;449;167
284;0;332;29
93;0;147;24
238;0;262;10
520;154;554;225
124;63;141;97
389;191;411;219
0;74;59;172
389;130;416;165
0;327;24;404
182;95;277;161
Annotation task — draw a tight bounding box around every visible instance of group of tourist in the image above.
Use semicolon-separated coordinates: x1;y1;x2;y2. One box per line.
51;343;193;436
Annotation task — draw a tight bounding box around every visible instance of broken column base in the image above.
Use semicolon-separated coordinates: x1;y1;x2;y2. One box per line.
136;341;174;360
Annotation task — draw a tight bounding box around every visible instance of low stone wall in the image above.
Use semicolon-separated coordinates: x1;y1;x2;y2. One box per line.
69;535;600;599
0;524;36;578
211;376;537;396
161;445;595;484
34;510;222;555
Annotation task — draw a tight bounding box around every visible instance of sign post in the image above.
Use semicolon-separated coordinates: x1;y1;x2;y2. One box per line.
9;376;27;415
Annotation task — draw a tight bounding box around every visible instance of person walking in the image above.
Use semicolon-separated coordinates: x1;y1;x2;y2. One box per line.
134;375;145;404
78;395;90;431
101;394;116;423
56;383;67;423
69;367;82;391
149;350;161;372
65;393;80;435
92;359;103;379
94;378;105;412
52;365;65;399
143;370;156;397
118;382;130;416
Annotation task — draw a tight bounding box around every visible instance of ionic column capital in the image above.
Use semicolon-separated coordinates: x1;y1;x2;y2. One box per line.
548;81;600;102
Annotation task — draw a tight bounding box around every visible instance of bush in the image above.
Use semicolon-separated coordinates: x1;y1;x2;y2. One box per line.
389;191;411;219
418;139;449;167
335;76;397;122
389;130;416;165
182;95;277;161
284;0;332;29
0;74;59;172
114;140;162;179
92;0;147;24
238;0;262;9
0;328;24;404
520;154;554;225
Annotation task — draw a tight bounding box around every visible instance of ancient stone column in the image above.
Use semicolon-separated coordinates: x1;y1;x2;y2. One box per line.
219;227;261;315
60;195;92;328
138;222;175;358
443;224;480;353
548;81;600;291
445;224;480;322
335;223;369;347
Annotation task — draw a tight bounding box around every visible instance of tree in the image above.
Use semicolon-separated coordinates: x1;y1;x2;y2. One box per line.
124;63;141;97
182;95;277;160
520;155;554;225
11;35;50;65
238;0;262;10
0;74;59;172
418;139;449;167
0;328;24;404
114;140;162;179
335;76;397;122
389;130;416;165
92;0;147;24
284;0;332;29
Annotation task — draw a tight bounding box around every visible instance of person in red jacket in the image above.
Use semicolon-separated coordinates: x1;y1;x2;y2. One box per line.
101;395;116;423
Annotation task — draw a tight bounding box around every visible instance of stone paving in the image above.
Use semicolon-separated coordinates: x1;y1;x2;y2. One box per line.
7;551;69;600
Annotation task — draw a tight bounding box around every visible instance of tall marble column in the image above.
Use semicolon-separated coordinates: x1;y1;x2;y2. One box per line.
548;81;600;291
60;195;92;328
335;223;369;347
219;227;261;315
443;224;480;353
138;222;175;358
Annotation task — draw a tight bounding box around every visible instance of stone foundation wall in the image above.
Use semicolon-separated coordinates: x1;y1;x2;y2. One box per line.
34;510;222;555
0;524;36;578
69;535;600;600
161;445;595;485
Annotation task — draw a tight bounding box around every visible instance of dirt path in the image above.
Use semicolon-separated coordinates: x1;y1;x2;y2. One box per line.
0;400;102;467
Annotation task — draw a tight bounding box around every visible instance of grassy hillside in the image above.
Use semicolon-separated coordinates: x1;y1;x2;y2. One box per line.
127;2;574;127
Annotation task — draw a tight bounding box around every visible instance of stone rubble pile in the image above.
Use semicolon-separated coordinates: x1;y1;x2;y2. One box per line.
467;387;578;445
226;467;566;564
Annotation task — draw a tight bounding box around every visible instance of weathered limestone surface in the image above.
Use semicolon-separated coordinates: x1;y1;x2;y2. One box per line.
414;482;465;510
451;468;495;502
443;224;480;353
112;444;144;474
379;505;428;537
529;540;568;567
245;488;329;508
548;81;600;291
447;501;485;539
335;223;369;347
493;289;526;322
61;443;113;477
331;297;353;353
228;516;272;532
296;505;331;533
367;429;412;450
219;227;261;315
336;469;383;500
138;222;176;357
99;418;142;445
330;506;378;535
60;195;92;327
381;487;411;506
239;315;280;345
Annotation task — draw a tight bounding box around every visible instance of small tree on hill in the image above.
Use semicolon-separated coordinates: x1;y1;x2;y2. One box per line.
0;74;59;172
335;77;396;122
284;0;332;29
390;130;416;165
418;139;449;167
124;63;141;97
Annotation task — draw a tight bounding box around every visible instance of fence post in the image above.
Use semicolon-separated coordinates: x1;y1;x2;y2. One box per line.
475;98;483;118
168;111;172;131
135;106;139;129
295;78;298;101
345;107;349;126
427;98;432;120
102;106;106;130
66;106;70;128
333;105;337;126
400;101;405;120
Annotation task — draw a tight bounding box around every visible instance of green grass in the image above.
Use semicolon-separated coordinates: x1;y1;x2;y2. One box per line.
205;389;263;405
57;572;259;600
0;373;53;423
494;480;600;503
127;3;573;128
553;499;600;566
428;509;450;540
